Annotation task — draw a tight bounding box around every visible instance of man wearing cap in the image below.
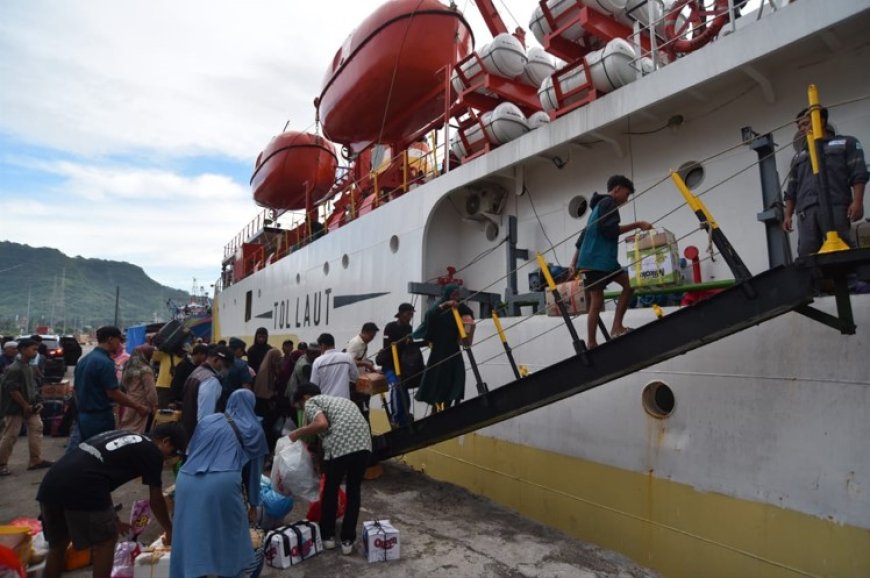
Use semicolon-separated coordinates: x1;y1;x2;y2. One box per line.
169;343;209;406
380;304;415;371
569;175;652;349
0;339;53;475
0;340;17;374
783;106;867;256
213;337;254;413
38;423;187;578
310;333;358;399
181;345;231;440
75;326;151;441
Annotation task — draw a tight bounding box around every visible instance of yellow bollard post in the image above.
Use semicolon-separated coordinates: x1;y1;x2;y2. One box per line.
492;311;521;379
806;84;850;254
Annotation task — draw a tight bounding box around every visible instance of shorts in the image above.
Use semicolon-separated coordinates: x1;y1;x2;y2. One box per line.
582;268;623;290
40;502;118;550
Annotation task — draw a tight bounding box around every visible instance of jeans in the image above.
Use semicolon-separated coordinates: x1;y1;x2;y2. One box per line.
77;410;115;442
320;450;370;543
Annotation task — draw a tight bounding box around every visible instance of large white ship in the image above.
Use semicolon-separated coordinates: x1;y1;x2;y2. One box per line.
214;1;870;576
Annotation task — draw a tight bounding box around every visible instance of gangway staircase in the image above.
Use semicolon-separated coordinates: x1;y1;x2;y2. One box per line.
373;248;870;462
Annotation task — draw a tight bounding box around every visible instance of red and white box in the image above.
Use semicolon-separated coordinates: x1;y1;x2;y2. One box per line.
264;520;322;568
363;519;400;563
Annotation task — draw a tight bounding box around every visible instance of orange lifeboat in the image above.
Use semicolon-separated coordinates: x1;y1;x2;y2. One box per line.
317;0;474;154
250;132;338;211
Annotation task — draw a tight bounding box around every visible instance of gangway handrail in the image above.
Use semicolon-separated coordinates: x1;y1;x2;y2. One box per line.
372;248;870;461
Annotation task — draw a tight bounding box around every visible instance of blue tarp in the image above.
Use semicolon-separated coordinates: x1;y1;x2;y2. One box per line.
125;324;148;353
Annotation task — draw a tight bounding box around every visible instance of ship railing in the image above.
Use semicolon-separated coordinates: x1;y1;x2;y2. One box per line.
223;207;273;262
624;0;752;77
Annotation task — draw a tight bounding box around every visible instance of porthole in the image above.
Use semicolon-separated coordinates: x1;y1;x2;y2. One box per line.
295;273;301;285
342;254;350;269
677;161;705;189
642;381;675;419
323;262;330;276
568;195;589;219
389;235;400;254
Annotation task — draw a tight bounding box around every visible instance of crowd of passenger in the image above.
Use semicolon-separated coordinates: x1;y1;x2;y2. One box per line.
0;296;481;578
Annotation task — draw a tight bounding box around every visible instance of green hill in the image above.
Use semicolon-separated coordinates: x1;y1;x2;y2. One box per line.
0;241;190;334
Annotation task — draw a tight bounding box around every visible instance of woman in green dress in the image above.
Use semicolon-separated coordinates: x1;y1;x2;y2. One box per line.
413;284;473;410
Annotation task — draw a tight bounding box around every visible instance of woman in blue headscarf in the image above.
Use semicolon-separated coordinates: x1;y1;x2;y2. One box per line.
413;284;473;410
171;388;268;578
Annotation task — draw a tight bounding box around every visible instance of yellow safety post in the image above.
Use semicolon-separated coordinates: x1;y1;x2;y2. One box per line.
492;311;521;379
536;253;586;357
390;342;401;377
671;172;753;283
806;84;850;254
451;306;488;395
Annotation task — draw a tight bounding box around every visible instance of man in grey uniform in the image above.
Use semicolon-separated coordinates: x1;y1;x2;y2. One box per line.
783;106;867;256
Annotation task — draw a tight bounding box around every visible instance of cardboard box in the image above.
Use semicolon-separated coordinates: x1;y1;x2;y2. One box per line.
355;372;388;395
363;520;400;563
625;229;681;288
40;381;71;399
152;410;181;425
545;278;586;316
133;538;170;578
264;520;322;569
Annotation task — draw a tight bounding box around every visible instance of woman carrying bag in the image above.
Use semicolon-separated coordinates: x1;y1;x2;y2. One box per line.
171;389;268;577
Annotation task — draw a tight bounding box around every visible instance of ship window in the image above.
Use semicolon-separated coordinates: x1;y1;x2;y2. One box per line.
296;273;301;285
342;254;350;269
642;381;675;419
244;290;252;322
568;195;588;219
678;161;705;189
390;235;400;254
323;262;330;276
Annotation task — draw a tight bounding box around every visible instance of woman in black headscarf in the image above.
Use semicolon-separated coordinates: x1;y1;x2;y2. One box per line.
413;284;472;410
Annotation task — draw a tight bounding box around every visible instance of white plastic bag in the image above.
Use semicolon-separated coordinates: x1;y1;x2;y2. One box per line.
110;541;140;578
270;437;319;501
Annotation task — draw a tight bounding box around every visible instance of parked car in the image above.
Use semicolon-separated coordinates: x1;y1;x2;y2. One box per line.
16;334;66;383
60;335;83;366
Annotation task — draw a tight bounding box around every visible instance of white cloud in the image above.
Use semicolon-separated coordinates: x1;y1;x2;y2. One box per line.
0;160;255;287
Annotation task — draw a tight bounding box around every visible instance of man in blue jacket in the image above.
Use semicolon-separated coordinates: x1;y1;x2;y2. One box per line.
570;176;651;349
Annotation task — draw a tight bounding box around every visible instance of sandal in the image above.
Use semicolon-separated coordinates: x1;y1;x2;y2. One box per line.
611;327;635;338
27;460;53;470
0;466;11;476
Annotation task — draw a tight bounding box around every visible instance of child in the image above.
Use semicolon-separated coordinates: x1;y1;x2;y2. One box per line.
570;175;651;348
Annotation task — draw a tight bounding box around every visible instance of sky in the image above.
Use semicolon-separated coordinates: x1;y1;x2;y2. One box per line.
0;0;759;293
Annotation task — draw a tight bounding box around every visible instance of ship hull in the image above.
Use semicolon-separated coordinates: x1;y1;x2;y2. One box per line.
219;2;870;576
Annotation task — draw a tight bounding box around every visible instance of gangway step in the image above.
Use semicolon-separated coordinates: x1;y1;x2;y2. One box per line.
373;248;870;461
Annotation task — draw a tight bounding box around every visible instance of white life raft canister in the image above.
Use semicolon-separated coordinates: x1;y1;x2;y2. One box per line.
483;102;530;145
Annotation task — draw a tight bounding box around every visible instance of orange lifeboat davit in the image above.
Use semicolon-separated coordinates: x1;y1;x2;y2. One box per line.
250;131;338;211
317;0;474;154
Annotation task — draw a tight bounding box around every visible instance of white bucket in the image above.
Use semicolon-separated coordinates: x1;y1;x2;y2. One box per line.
483;102;530;144
480;33;527;79
520;46;557;88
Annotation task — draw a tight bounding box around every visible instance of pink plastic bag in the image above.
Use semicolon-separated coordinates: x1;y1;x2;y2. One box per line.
128;500;151;540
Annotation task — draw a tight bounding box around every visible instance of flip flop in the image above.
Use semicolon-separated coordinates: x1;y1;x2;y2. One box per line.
611;327;635;338
27;460;53;470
